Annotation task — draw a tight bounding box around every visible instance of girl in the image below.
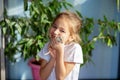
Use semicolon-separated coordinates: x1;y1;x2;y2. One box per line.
38;11;83;80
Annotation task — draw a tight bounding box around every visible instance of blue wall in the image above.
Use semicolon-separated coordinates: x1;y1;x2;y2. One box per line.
6;0;119;79
69;0;119;79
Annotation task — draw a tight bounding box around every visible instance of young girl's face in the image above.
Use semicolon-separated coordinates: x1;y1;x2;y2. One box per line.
49;17;71;44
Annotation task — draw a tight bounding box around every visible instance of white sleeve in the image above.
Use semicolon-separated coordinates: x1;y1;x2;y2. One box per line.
64;43;83;64
37;43;50;62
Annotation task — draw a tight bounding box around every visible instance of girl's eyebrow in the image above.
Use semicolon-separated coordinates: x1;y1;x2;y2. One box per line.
52;23;58;27
53;23;65;30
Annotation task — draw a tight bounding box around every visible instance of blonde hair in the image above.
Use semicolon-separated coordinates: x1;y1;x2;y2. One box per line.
52;11;82;43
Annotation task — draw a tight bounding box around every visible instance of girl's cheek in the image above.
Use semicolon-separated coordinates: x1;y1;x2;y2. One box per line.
63;35;70;44
50;29;55;35
49;29;53;36
62;37;66;44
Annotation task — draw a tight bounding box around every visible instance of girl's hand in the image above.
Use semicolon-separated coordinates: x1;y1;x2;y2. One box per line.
48;47;56;60
50;37;64;53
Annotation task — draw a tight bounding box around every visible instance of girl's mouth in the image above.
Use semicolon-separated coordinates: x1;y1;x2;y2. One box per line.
56;37;63;43
50;35;63;43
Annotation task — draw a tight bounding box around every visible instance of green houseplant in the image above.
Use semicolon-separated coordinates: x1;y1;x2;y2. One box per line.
0;0;120;65
0;0;73;62
0;0;120;79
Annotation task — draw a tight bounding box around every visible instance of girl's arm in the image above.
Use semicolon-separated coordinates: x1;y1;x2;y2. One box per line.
39;58;55;80
40;43;56;80
55;49;75;80
50;38;76;79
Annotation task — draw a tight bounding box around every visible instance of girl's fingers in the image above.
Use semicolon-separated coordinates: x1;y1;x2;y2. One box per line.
49;49;56;59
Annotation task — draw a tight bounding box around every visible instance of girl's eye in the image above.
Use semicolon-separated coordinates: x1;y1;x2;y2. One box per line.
60;30;65;33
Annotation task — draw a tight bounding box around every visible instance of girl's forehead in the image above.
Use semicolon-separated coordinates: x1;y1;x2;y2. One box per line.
54;17;70;28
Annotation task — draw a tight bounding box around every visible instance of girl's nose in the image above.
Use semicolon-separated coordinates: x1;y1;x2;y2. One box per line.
54;29;59;35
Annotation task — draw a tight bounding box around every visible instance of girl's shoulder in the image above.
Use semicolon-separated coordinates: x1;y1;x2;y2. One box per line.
65;42;82;50
64;42;83;63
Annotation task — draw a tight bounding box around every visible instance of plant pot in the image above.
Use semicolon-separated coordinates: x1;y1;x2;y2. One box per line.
28;58;41;80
